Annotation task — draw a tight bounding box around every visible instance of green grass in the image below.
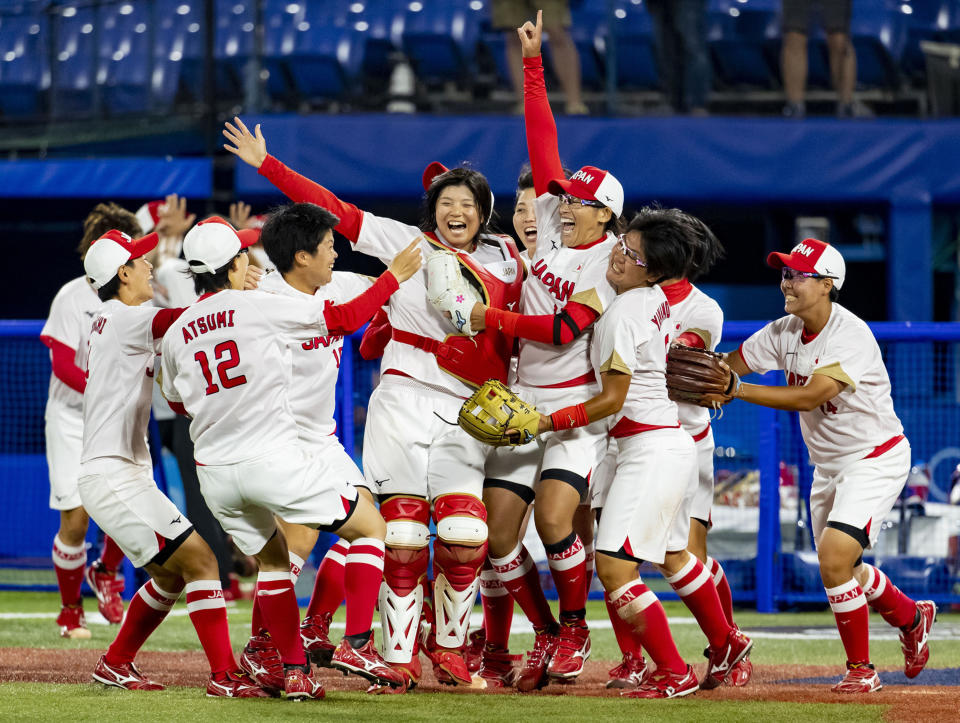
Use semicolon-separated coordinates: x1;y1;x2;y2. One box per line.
0;684;888;723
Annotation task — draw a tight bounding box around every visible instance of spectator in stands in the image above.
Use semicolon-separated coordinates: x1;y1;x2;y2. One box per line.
646;0;711;115
492;0;587;115
781;0;868;118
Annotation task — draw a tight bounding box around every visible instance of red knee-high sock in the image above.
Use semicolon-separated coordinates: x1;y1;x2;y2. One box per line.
608;579;685;674
255;571;306;666
544;532;586;619
826;579;871;665
480;562;514;650
306;539;348;618
52;535;86;607
605;598;642;657
100;536;125;573
861;564;918;629
706;556;735;626
185;580;237;675
343;538;385;637
250;553;304;637
490;544;556;631
666;554;731;649
106;580;181;664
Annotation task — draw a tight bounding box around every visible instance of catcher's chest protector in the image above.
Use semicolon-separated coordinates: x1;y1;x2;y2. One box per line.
420;232;525;387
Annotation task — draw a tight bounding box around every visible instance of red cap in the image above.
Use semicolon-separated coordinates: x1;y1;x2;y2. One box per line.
135;200;164;233
83;229;159;289
237;227;262;247
422;161;449;191
766;238;846;289
547;165;624;217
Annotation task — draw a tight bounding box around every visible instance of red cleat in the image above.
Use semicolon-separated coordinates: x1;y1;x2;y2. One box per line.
464;628;485;673
206;670;271;698
283;664;325;700
701;627;752;690
85;562;125;624
478;646;520;689
547;621;590;680
831;662;882;694
92;655;164;691
57;604;91;639
332;637;406;688
239;632;284;695
515;625;559;692
622;665;699;699
301;612;336;668
605;652;648;689
900;600;936;679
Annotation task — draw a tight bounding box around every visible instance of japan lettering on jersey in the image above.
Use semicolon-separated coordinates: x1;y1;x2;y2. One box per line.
516;193;617;387
354;212;521;396
740;303;903;475
589;285;679;436
41;276;102;412
81;300;161;467
665;283;724;435
160;288;328;465
259;270;373;445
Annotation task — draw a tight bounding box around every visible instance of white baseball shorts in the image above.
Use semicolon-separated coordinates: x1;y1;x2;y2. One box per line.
810;437;911;549
589;436;616;510
361;375;487;501
197;443;361;556
78;458;192;568
45;403;83;510
687;427;716;524
595;428;696;565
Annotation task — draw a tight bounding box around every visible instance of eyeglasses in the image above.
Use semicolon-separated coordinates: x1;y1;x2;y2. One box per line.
558;193;604;208
781;267;836;282
616;235;647;267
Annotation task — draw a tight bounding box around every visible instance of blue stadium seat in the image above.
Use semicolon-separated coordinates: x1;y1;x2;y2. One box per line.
878;556;951;595
0;2;48;117
49;2;97;116
708;0;779;88
401;0;481;85
567;0;606;90
849;0;905;89
600;0;658;90
354;0;405;79
899;0;956;82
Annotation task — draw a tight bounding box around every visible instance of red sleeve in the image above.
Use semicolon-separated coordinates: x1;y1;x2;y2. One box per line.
359;308;392;360
40;335;86;393
167;401;189;417
485;301;599;346
524;55;565;197
675;331;707;349
322;271;399;336
259;154;364;242
152;308;187;340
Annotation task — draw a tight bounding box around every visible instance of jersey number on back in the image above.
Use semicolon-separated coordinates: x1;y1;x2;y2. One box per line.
194;341;247;396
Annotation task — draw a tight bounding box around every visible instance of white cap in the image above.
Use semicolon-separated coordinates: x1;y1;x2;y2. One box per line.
547;165;624;217
83;229;159;289
767;238;846;290
182;217;257;274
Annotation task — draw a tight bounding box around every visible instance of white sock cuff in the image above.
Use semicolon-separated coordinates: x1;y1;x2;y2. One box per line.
825;579;866;613
489;542;523;569
706;556;725;586
289;552;306;582
52;535;87;569
184;580;225;612
664;554;698;585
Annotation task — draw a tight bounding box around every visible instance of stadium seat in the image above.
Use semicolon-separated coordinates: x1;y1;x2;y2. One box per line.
0;3;48;117
400;0;481;86
567;0;605;90
599;0;658;90
878;556;951;596
849;0;905;89
708;0;780;89
49;2;97;116
900;0;956;83
354;0;405;79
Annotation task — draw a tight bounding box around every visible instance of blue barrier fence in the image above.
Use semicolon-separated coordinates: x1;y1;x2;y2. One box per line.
2;318;959;610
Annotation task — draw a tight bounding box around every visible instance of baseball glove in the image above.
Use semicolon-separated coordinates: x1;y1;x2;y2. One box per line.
666;343;741;410
458;380;540;447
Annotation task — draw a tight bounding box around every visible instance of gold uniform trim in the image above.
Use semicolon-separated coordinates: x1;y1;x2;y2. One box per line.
813;362;855;392
599;350;631;375
569;288;604;314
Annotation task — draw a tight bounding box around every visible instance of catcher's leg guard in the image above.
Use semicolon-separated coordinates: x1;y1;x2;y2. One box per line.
379;496;430;665
432;494;488;649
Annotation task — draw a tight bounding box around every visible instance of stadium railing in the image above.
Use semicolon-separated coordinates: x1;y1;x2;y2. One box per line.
3;318;959;611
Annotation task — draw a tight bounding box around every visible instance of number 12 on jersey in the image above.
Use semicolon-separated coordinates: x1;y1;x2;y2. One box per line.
194;340;247;395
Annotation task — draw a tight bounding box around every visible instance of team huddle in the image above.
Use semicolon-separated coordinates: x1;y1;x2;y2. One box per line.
42;12;935;701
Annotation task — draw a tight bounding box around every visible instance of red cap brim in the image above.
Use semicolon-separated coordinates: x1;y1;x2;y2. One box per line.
237;228;261;249
422;161;449;191
128;232;159;260
546;177;572;197
766;250;817;273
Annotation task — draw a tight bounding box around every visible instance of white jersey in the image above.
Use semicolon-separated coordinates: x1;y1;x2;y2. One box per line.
590;285;678;435
81;300;163;466
665;282;724;435
516;193;617;387
740;303;904;476
160;288;329;465
155;257;199;308
41;276;102;414
354;213;519;397
258;270;373;445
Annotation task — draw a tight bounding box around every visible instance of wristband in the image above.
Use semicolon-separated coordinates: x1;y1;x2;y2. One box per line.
550;403;589;431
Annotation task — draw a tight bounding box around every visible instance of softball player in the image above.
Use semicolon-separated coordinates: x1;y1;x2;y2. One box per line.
723;239;935;693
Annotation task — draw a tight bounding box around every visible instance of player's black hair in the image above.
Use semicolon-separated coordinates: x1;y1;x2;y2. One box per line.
624;207;697;282
189;250;251;295
829;285;840;302
260;202;341;274
96;259;136;302
80;203;143;260
515;163;573;202
679;212;725;281
421;166;496;240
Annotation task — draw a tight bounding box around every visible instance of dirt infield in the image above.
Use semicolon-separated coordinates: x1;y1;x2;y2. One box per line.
0;647;954;722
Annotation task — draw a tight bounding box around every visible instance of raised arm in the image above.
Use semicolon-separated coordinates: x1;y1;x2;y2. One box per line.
518;11;565;196
223;117;364;242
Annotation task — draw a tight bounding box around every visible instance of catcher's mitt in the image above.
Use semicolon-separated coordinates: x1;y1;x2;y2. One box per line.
458;379;540;447
666;343;741;411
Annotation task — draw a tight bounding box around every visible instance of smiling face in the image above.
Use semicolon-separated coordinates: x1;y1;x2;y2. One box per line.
118;256;154;304
513;187;537;254
557;194;612;247
299;229;338;288
434;184;481;250
606;231;654;293
780;267;832;316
